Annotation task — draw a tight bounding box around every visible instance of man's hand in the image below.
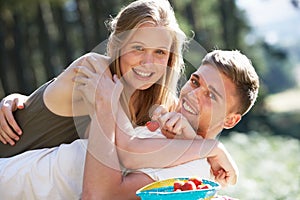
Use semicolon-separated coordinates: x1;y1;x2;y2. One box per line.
151;105;199;139
0;94;27;145
207;142;238;187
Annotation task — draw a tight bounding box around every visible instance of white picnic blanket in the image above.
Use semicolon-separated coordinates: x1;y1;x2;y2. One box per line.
0;127;210;199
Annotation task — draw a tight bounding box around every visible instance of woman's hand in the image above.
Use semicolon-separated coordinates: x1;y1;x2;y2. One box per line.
0;94;28;145
73;64;123;115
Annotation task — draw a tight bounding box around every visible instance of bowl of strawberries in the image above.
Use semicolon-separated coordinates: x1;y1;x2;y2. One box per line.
136;177;220;200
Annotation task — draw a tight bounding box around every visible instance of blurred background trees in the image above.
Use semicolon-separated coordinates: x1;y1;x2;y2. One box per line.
0;0;299;138
0;0;299;199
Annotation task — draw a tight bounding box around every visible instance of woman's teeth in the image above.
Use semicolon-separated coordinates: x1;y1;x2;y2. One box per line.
134;69;152;77
183;101;197;115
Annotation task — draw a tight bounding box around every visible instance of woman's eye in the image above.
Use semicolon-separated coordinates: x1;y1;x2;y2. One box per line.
156;49;166;55
133;46;143;51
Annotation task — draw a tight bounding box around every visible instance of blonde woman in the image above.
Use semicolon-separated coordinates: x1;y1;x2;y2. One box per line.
0;0;186;155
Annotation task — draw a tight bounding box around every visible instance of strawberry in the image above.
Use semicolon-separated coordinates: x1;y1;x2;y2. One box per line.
197;184;210;190
146;121;160;132
181;181;196;191
173;181;184;191
188;177;202;186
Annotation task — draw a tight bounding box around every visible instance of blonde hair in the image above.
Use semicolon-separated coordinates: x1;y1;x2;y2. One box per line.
202;50;260;116
106;0;187;125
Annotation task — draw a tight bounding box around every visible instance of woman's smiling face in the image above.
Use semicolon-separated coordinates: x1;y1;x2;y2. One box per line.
119;22;173;90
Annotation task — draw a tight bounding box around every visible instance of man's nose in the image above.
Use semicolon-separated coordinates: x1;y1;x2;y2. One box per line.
189;86;206;101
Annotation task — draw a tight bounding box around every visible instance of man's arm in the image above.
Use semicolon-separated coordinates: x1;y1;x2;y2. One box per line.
114;104;235;171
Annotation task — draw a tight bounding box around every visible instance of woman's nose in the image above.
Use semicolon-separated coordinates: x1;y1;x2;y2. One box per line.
141;51;154;65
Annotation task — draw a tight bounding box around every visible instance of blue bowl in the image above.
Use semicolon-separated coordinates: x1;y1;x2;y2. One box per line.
136;178;220;200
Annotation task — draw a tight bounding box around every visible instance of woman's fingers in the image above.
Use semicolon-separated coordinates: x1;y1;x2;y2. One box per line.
85;55;107;75
74;65;95;79
73;75;90;85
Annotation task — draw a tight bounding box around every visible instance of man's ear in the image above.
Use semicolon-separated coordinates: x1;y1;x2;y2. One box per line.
224;113;242;129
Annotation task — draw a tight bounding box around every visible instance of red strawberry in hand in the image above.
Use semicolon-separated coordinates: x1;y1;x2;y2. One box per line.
146;121;160;132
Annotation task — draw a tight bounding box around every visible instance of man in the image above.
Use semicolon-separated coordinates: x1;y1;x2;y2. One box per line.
81;49;259;199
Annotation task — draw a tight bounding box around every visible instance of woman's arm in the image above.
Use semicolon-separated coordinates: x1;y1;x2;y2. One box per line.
82;118;154;200
44;52;112;117
0;53;110;144
78;74;154;199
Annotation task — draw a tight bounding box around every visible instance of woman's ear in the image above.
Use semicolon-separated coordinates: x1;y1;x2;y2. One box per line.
224;113;242;129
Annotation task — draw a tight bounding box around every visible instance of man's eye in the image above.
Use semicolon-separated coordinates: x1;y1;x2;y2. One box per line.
191;79;200;87
208;92;216;101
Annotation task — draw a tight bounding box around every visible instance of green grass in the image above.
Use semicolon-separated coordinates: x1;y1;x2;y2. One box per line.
218;132;300;200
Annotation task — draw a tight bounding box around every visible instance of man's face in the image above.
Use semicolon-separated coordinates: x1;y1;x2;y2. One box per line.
176;64;239;139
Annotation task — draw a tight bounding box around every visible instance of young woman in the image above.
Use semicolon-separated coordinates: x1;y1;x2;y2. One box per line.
0;0;186;155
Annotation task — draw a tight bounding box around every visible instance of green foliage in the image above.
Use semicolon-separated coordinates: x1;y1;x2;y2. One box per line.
219;132;300;200
261;43;297;93
0;0;67;13
0;0;298;138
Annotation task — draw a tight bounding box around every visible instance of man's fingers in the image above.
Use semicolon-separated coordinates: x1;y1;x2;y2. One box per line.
226;171;238;185
0;130;16;146
161;129;176;139
16;99;25;109
0;117;21;142
0;104;22;138
164;113;181;132
4;110;22;135
0;134;7;144
150;105;167;120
